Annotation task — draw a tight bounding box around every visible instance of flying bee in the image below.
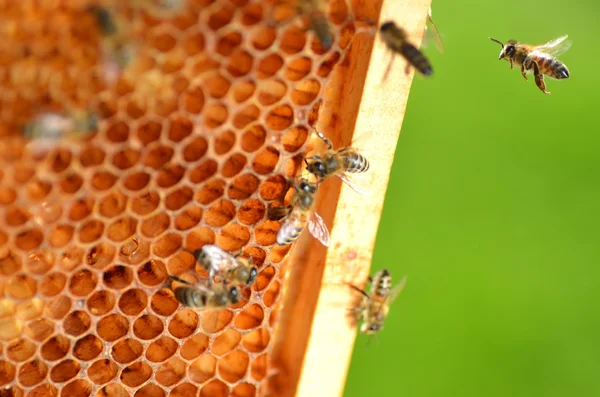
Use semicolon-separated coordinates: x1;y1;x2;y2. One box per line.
269;177;331;247
298;0;333;49
305;130;370;195
489;35;571;95
88;5;136;84
349;269;406;335
380;20;433;81
192;244;258;288
168;275;241;309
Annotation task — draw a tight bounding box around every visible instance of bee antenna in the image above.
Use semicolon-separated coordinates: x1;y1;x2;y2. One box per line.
488;37;504;47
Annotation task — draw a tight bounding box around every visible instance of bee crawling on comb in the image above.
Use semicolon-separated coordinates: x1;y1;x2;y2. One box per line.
168;275;241;309
489;35;571;94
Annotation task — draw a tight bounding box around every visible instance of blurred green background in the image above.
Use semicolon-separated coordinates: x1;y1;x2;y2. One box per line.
344;0;600;396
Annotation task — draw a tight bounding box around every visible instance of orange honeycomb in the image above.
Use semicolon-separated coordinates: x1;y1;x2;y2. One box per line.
0;0;370;396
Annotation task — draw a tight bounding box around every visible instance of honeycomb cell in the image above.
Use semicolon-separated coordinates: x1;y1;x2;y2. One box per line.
227;49;253;78
121;361;152;387
73;335;103;361
136;120;163;145
265;104;294;130
212;329;241;356
7;274;37;300
0;186;17;206
15;228;44;251
46;295;71;319
285;56;313;81
60;379;91;397
123;172;151;192
69;198;94;222
134;384;165;397
250;353;267;381
189;355;216;384
232;104;260;129
150;289;179;317
111;338;143;364
16;299;44;322
238;199;265;225
0;360;16;386
141;213;171;238
216;31;242;56
169;382;198;397
92;171;118;191
254;220;279;246
196;179;227;205
79;147;106;168
257;53;284;79
98;191;128;219
168;116;194;143
49;224;75;248
60;174;84;195
234;304;264;330
182;30;205;56
26;179;52;202
182;137;208;163
111;149;141;171
118;238;142;264
108;220;138;247
146;336;178;363
189;159;218;186
13;164;35;183
182;85;206;115
231;79;256;103
165;187;193;211
180;333;209;360
317;51;341;77
126;100;147;120
257;79;287;106
216;223;250;251
174;206;203;230
78;219;104;243
105;120;129;143
280;26;307;54
291;79;321;106
259;175;287;200
41;335;70;361
282;125;309;152
118;289;147;316
232;383;257;397
1;251;22;276
103;265;133;289
242;327;271;353
96;383;128;397
138;260;168;287
131;192;160;215
203;102;228;129
200;309;234;334
60;246;86;272
208;4;235;30
153;233;182;258
252;146;280;174
35;201;63;225
87;290;116;316
133;314;164;340
150;30;178;53
204;199;236;227
155;357;186;386
239;126;265;154
64;311;92;336
219;349;249;383
29;384;58;397
5;207;31;227
6;339;36;362
69;269;97;297
166;309;197;339
96;314;128;341
200;379;229;397
18;359;47;387
88;359;118;385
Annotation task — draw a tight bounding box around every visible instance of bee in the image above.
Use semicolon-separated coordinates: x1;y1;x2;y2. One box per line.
131;0;186;16
88;5;135;84
380;20;433;81
489;35;571;95
169;275;241;309
349;269;406;334
298;0;333;49
269;177;330;247
192;244;258;288
305;130;370;195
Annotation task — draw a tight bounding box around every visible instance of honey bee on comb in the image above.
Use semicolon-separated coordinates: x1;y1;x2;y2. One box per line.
380;20;434;81
191;244;258;288
489;35;571;94
348;269;406;335
269;177;331;247
168;275;241;309
305;130;371;195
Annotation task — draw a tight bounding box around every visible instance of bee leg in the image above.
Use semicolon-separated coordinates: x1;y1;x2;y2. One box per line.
509;59;514;70
315;130;333;149
382;53;395;82
404;63;411;76
532;61;551;95
169;275;194;285
520;64;528;81
348;283;370;299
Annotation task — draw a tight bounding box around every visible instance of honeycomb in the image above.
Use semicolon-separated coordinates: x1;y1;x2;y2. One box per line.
0;0;374;396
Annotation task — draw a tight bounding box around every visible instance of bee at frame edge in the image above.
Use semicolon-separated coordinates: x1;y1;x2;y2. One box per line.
268;177;331;247
380;20;434;81
348;269;407;335
305;130;371;195
489;35;571;95
168;275;241;309
297;0;334;50
191;244;258;288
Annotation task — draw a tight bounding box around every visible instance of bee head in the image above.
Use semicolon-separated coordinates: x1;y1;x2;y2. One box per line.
297;179;317;194
489;37;516;60
361;322;382;335
227;286;240;304
246;267;258;286
306;157;327;178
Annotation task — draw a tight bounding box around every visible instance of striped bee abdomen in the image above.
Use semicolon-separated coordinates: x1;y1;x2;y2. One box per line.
401;42;433;76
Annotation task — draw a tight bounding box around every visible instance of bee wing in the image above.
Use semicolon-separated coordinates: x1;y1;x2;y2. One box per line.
387;276;407;304
201;244;238;272
424;7;444;53
338;173;372;196
533;34;572;57
308;211;331;247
